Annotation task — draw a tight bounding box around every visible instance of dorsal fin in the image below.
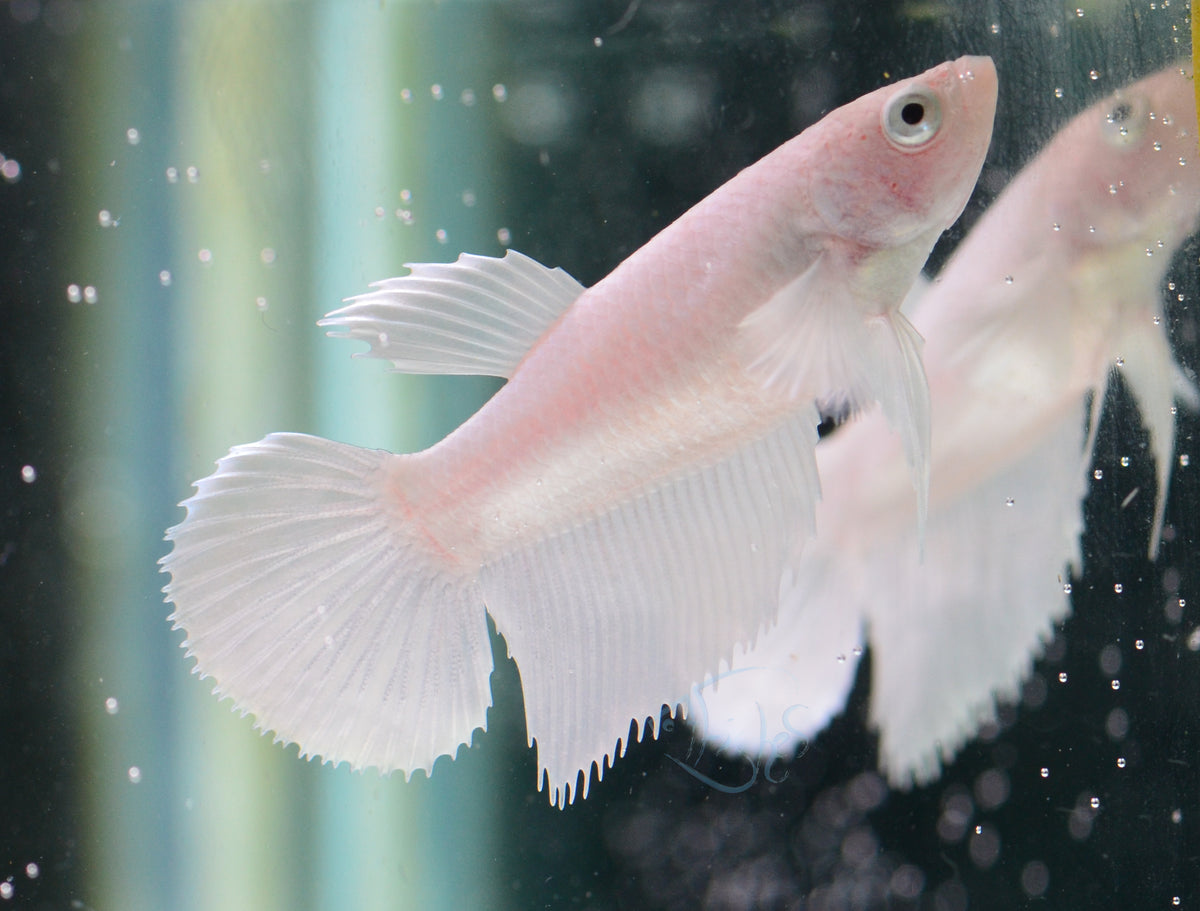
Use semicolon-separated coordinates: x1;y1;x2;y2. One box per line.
320;250;587;379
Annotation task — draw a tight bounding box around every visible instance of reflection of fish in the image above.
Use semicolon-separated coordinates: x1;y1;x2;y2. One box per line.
161;58;996;806
696;64;1200;787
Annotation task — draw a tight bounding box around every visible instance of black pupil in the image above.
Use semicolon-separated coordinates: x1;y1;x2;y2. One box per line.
901;102;925;126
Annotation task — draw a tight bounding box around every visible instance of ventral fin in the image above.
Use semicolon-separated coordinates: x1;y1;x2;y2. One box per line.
738;256;931;531
320;250;587;379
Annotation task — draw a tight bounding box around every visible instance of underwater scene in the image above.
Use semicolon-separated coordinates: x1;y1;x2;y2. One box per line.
3;1;1200;909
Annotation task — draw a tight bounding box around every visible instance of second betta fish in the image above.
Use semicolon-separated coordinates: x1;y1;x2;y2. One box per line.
161;58;997;806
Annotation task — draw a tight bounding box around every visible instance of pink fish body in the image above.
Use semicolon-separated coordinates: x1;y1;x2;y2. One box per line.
161;57;997;806
695;64;1200;786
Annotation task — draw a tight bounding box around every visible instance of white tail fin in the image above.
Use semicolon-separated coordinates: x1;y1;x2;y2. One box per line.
161;433;493;777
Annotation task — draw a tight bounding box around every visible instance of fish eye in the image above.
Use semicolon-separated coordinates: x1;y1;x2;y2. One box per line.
882;86;943;150
1101;94;1148;147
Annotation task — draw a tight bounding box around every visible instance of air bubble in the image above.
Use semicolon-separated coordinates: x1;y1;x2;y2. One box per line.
1040;767;1050;778
98;209;115;227
1111;679;1120;690
0;882;12;900
23;864;37;881
1054;87;1064;99
1180;454;1190;467
166;166;179;183
1091;796;1101;809
431;84;444;101
1135;639;1144;650
1063;583;1072;594
1094;468;1103;480
1121;456;1130;466
198;249;212;264
126;127;141;145
1059;672;1068;683
1003;275;1013;284
255;297;268;312
461;190;477;207
435;228;448;243
260;247;276;265
20;465;36;484
1089;69;1100;81
497;226;512;245
492;83;508;102
1005;497;1015;507
1;157;21;182
460;88;477;106
67;284;82;303
185;165;199;183
104;696;119;714
1116;757;1126;769
128;766;143;784
83;285;98;304
1114;582;1123;594
159;270;172;286
400;88;413;103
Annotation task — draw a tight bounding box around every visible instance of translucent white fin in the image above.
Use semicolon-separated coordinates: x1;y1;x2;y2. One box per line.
319;250;586;378
738;258;931;530
479;406;822;807
865;411;1085;786
161;433;493;777
686;560;866;760
1116;323;1195;556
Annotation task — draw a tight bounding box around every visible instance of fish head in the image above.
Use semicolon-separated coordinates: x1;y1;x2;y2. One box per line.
1042;65;1200;252
808;56;998;249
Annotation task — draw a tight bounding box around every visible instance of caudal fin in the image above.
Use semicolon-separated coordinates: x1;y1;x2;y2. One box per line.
161;433;493;777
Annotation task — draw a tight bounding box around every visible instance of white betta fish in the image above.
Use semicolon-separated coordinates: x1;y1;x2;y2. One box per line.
694;64;1200;787
161;57;997;806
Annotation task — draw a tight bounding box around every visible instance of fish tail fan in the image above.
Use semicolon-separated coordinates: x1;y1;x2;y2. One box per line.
161;432;493;778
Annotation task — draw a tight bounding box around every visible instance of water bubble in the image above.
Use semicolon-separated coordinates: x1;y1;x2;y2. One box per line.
67;284;82;303
1116;757;1126;769
399;188;412;203
461;189;476;207
260;247;276;265
158;270;172;286
497;226;512;245
593;35;603;47
374;206;385;219
1093;468;1103;480
989;22;1000;33
492;83;508;102
128;766;143;784
1121;456;1131;466
255;297;268;312
83;285;98;304
165;166;179;183
1135;639;1144;650
104;696;119;714
197;249;212;264
23;864;37;880
1040;767;1050;778
1;157;21;182
1059;672;1068;683
125;127;141;145
1089;69;1100;81
1063;582;1072;594
1172;809;1183;823
1075;7;1085;15
435;228;448;243
1052;222;1061;231
1115;356;1124;367
20;465;36;484
0;882;12;900
400;88;413;103
1054;87;1064;99
185;165;199;183
1180;453;1190;467
430;84;444;101
1003;274;1014;284
98;209;114;227
1005;497;1015;507
1091;796;1101;809
1111;679;1120;690
460;88;477;106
